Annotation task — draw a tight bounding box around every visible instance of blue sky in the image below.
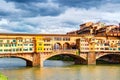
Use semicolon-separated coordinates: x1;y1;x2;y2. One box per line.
0;0;120;34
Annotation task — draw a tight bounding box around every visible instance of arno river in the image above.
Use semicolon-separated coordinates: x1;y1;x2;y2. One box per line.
0;58;120;80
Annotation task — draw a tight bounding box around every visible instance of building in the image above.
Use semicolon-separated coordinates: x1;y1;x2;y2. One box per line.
0;22;120;67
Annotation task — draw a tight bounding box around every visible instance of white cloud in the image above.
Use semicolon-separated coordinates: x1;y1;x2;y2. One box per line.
0;0;21;13
0;28;13;33
19;3;120;34
31;0;60;9
0;0;120;34
99;3;120;12
0;19;9;25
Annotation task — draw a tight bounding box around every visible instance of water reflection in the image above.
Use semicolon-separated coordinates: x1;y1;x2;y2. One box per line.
0;58;26;69
0;58;120;80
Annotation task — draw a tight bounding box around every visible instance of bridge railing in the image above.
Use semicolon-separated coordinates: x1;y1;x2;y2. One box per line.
52;49;78;55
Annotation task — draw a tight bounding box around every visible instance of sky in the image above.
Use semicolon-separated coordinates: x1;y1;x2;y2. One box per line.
0;0;120;34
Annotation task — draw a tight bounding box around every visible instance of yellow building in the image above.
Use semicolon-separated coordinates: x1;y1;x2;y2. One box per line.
35;36;44;52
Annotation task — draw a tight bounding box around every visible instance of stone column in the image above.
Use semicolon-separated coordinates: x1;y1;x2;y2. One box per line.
32;53;40;66
39;59;44;67
39;53;44;67
87;40;96;65
87;52;96;65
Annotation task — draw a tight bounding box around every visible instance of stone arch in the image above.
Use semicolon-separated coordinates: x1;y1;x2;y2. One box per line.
96;53;120;59
41;53;87;66
53;42;62;50
63;42;71;50
96;53;120;63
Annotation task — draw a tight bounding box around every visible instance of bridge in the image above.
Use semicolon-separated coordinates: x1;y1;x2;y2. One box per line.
0;49;120;67
0;22;120;67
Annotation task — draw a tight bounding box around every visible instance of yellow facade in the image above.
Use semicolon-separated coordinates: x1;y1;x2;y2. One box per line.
35;36;44;52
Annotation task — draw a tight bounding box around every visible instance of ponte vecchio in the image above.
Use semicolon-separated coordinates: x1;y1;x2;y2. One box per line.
0;22;120;67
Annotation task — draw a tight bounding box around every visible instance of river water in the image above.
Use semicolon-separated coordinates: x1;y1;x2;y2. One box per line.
0;58;120;80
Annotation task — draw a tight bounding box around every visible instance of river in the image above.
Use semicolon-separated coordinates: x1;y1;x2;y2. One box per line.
0;58;120;80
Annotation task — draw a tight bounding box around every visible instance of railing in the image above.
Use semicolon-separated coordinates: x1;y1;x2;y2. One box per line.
52;49;77;54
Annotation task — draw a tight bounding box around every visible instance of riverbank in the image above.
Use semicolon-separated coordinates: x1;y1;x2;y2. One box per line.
0;73;8;80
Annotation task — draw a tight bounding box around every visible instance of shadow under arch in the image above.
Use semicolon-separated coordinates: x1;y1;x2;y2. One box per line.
96;53;120;64
0;56;33;67
43;53;87;67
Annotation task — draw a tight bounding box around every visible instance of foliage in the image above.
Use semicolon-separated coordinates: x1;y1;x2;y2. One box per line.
0;73;8;80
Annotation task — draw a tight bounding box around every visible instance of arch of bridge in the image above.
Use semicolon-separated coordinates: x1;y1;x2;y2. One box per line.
0;54;33;62
96;52;120;59
40;50;87;62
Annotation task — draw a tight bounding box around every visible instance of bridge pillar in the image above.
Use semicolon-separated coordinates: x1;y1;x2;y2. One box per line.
40;59;44;67
26;60;33;66
26;53;40;67
32;53;40;66
39;53;45;67
87;52;96;65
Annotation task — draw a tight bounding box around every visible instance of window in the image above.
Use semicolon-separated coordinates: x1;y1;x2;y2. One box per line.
24;44;28;46
16;49;18;51
118;43;120;46
38;48;42;50
19;39;23;42
20;48;22;51
0;49;2;52
12;49;16;52
44;40;50;42
4;44;9;47
18;44;22;46
105;48;109;50
13;40;16;42
118;48;120;50
30;44;33;46
92;38;95;41
7;40;9;43
39;43;42;46
63;37;70;41
110;48;112;50
0;44;2;47
24;48;28;51
113;48;116;50
91;48;93;50
29;48;33;51
12;44;16;47
0;40;3;43
44;44;51;46
54;37;61;41
104;43;109;46
96;48;99;50
100;48;104;50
